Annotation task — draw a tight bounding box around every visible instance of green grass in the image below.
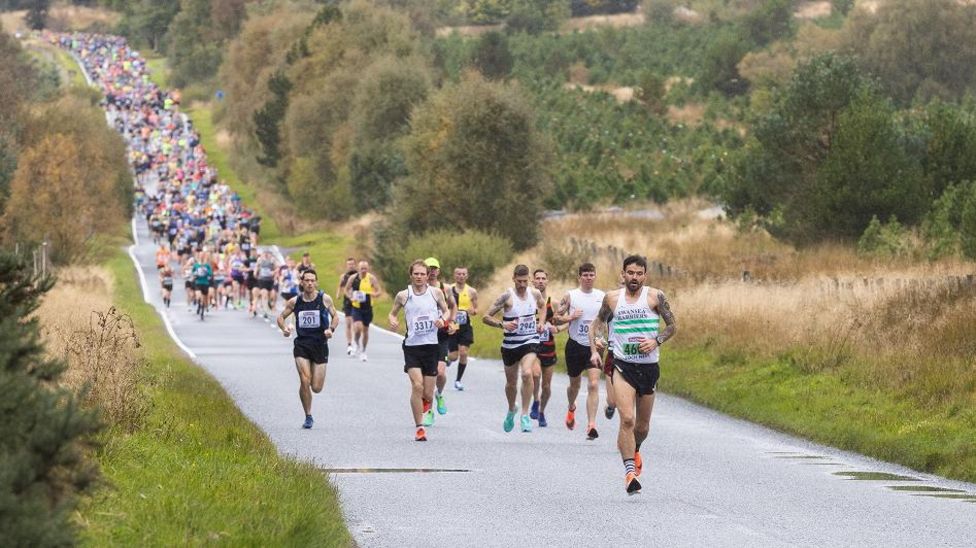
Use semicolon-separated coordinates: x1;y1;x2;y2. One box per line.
79;249;351;545
25;38;88;88
145;57;169;90
664;345;976;483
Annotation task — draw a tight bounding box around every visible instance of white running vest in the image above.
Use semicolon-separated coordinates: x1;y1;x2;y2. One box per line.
501;288;539;349
567;287;606;347
609;287;660;364
404;286;440;347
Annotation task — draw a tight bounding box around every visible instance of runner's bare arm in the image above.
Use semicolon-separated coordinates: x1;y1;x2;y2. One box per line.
654;290;677;343
587;294;613;365
388;290;407;331
371;274;384;299
277;297;296;335
345;276;356;301
335;276;344;301
322;295;340;334
469;287;479;316
482;292;510;329
553;293;572;325
434;288;451;326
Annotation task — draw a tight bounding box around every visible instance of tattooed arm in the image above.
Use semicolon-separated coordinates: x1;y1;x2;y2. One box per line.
552;293;572;325
654;290;676;344
482;292;513;330
589;293;614;365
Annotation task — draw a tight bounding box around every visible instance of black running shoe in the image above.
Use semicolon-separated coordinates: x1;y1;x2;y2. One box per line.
587;427;599;440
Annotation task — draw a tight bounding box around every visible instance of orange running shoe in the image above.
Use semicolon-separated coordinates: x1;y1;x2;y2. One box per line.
625;472;642;495
635;451;643;477
415;427;427;442
565;405;576;430
422;399;431;413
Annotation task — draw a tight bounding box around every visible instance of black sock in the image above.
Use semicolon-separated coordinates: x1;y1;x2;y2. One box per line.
456;361;467;381
635;442;642;452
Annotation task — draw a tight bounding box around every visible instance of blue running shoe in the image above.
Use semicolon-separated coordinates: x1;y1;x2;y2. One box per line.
538;412;548;427
436;394;447;415
423;409;435;427
530;400;539;420
302;415;314;429
503;410;516;432
520;415;532;433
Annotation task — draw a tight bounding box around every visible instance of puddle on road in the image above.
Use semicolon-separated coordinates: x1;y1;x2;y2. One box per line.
833;471;920;481
321;467;471;474
886;485;966;493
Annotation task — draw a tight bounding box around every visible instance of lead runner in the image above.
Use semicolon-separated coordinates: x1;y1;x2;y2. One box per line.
589;255;676;495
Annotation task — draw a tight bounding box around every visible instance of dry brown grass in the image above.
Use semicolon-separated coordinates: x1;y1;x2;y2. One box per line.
479;199;976;399
794;1;832;19
45;4;120;32
37;266;149;430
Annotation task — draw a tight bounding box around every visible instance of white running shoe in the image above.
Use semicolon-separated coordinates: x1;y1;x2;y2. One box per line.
454;381;464;391
360;353;367;362
346;345;354;356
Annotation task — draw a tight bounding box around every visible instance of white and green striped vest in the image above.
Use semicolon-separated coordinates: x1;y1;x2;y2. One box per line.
609;286;659;364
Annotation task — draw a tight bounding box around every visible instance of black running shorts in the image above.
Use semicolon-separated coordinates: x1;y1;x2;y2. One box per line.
613;359;659;397
294;338;329;365
501;343;537;367
257;278;274;291
448;324;474;351
351;306;373;326
342;298;353;316
194;282;210;296
565;338;597;378
403;343;439;377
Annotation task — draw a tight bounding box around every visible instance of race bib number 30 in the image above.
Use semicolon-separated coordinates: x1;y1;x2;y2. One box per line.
298;310;320;329
577;320;592;337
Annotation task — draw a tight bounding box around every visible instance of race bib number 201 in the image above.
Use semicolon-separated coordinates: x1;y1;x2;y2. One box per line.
297;310;320;329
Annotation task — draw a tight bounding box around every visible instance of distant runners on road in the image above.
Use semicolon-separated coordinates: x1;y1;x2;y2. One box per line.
449;266;478;391
529;268;562;428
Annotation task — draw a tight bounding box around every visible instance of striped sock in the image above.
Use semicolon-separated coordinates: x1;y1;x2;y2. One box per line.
623;458;636;475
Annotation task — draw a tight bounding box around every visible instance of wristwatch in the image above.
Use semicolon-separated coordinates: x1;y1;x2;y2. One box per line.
655;335;665;346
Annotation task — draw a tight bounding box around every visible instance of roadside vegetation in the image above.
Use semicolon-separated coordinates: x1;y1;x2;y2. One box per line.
9;0;976;497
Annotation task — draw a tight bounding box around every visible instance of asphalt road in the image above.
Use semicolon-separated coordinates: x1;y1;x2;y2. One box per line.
130;222;976;547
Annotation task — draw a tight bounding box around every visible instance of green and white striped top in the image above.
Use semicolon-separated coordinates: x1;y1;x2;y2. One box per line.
609;286;659;364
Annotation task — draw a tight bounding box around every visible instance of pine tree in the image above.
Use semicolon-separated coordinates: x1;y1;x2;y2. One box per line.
0;251;102;544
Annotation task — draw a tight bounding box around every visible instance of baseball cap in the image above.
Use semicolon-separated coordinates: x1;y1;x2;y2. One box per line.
424;257;440;269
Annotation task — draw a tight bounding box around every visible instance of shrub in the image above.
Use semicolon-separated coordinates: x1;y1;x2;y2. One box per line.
857;215;909;257
0;251;101;545
374;227;513;289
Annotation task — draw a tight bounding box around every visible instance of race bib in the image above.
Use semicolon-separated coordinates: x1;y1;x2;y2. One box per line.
577;320;592;338
297;310;320;329
259;267;273;278
539;328;551;342
353;290;367;303
456;311;469;325
196;266;207;277
516;317;537;336
412;315;436;336
622;338;650;359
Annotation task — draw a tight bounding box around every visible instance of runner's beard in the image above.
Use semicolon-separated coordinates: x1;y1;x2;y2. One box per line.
626;280;641;293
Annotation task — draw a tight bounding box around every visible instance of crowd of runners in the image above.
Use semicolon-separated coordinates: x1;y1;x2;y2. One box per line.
54;32;677;496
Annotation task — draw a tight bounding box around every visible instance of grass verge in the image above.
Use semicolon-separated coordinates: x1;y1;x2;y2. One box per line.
79;248;351;545
664;344;976;483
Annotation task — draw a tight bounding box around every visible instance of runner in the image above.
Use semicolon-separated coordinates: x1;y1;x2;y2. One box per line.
448;266;478;391
555;262;606;440
253;249;278;320
160;263;174;308
279;258;300;304
297;251;315;275
191;250;213;321
589;255;677;495
529;268;564;428
388;260;452;441
424;257;456;416
482;264;547;433
336;257;358;356
277;269;339;429
346;260;383;362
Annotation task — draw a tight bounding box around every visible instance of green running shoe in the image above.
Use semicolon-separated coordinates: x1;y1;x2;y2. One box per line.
520;415;532;433
436;394;447;415
503;410;516;432
423;409;435;427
